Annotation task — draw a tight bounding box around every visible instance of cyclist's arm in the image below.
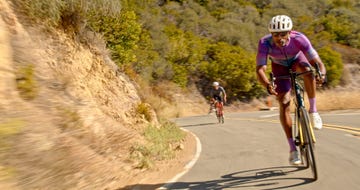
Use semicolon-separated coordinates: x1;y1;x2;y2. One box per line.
256;65;278;95
309;57;327;83
256;38;277;95
256;65;271;88
309;57;326;75
209;90;215;102
296;33;326;80
221;87;227;103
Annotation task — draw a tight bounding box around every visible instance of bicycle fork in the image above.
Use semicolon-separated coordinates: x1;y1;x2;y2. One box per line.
295;108;317;146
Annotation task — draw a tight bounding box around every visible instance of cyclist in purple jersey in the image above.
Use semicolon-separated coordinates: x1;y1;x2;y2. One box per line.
256;15;327;165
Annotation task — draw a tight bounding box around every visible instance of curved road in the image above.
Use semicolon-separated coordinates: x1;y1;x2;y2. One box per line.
167;109;360;190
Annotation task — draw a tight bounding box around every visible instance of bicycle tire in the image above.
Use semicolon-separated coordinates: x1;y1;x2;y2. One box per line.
299;107;318;180
215;106;220;123
215;102;224;124
293;109;308;168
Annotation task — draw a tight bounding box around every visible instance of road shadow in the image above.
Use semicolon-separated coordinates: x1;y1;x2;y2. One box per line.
174;115;225;128
121;166;315;190
178;122;223;128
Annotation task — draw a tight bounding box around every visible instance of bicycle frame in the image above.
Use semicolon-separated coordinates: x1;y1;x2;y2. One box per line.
270;63;320;180
289;69;316;146
271;68;316;146
212;100;224;123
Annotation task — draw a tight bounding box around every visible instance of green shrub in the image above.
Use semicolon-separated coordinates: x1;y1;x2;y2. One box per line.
163;25;209;87
171;64;188;88
56;106;82;131
130;121;185;169
87;10;141;69
136;103;153;122
16;64;37;100
318;46;343;87
200;42;258;100
0;119;24;151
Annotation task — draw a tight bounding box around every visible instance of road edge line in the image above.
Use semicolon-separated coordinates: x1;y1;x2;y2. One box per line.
157;128;202;190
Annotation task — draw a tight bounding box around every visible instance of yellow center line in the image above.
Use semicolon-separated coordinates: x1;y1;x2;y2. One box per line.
323;124;360;132
323;125;360;136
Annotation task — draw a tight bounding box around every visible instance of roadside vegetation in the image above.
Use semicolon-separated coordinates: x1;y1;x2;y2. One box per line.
1;0;358;189
15;64;37;100
8;0;360;173
13;0;359;102
130;121;186;169
0;119;24;180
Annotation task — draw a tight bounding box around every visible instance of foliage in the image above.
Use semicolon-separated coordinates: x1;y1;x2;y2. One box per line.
87;10;142;69
318;46;344;87
0;119;24;152
16;64;37;100
0;119;24;179
15;0;358;101
136;103;153;122
199;42;260;100
163;25;209;87
13;0;121;29
130;121;185;169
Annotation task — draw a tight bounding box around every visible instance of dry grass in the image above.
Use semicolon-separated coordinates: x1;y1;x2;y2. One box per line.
129;121;186;169
263;89;360;112
315;90;360;111
136;81;209;119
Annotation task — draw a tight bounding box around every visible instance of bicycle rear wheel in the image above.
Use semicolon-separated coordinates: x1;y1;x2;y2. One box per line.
215;102;224;124
215;109;224;123
299;107;318;180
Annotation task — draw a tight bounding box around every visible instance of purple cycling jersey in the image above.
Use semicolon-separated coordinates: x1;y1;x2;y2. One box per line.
256;31;319;67
257;31;319;93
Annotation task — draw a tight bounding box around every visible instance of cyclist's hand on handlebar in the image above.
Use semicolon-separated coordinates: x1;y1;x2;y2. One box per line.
314;62;326;87
267;83;278;95
316;74;326;87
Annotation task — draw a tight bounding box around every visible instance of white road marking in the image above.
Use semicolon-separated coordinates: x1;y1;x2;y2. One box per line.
157;128;202;190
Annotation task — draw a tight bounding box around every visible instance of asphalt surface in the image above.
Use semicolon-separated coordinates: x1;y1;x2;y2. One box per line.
167;109;360;190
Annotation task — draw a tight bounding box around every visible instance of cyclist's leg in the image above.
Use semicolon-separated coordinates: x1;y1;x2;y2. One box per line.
293;53;316;111
294;54;323;129
272;63;297;152
219;101;224;115
278;92;295;148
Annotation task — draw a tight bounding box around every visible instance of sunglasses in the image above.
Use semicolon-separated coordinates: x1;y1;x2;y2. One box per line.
271;31;289;37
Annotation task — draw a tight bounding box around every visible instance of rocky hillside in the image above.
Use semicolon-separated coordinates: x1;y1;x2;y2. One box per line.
0;0;175;189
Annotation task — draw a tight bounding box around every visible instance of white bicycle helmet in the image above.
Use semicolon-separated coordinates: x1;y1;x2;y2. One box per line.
213;81;219;86
268;15;293;32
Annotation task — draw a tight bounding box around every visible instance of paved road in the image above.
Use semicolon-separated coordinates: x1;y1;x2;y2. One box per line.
168;109;360;190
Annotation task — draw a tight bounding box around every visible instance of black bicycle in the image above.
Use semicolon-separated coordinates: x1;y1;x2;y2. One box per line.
270;63;322;181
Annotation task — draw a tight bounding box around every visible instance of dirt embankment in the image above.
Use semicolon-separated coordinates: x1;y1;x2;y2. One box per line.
0;0;188;189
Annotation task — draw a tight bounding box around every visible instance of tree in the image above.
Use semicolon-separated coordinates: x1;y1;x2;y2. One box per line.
200;42;259;100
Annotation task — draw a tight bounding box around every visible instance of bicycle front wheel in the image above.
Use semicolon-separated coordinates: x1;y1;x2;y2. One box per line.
299;107;318;180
